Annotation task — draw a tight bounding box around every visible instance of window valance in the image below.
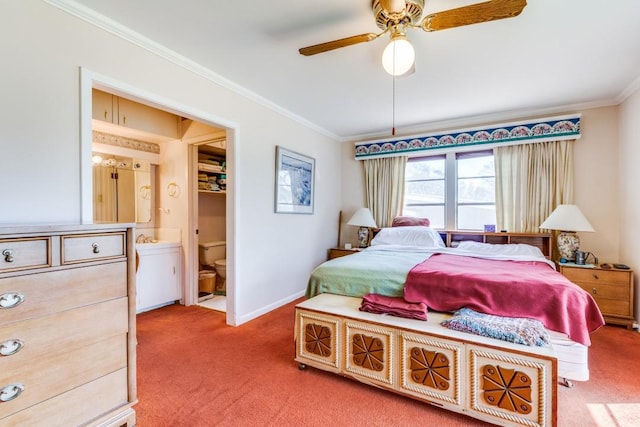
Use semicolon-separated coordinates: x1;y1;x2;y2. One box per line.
354;114;581;160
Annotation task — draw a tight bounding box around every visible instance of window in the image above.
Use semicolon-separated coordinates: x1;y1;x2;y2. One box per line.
404;155;446;228
456;151;496;230
403;151;495;230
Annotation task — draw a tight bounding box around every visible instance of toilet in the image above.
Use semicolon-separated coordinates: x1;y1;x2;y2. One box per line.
198;241;226;293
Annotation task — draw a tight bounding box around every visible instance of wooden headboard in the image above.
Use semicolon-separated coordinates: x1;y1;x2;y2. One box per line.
439;231;553;259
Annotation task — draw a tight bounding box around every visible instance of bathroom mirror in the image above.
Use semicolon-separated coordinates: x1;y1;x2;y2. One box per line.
92;152;152;223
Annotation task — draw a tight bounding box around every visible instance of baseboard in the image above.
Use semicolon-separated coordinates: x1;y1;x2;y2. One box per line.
236;290;305;325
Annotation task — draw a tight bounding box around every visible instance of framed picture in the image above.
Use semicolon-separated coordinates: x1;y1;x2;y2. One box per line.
274;146;315;214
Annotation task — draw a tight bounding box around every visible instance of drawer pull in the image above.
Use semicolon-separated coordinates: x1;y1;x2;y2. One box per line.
592;274;599;280
0;339;24;356
2;249;13;263
92;243;100;254
592;287;597;295
0;383;24;402
0;292;25;309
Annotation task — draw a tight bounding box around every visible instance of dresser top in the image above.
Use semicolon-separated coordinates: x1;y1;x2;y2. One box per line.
0;223;134;236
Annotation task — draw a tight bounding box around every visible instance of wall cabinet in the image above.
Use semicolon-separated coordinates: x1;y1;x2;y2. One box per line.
0;224;136;427
136;242;182;313
92;89;179;141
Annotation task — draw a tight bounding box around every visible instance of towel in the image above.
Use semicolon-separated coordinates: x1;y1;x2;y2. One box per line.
359;293;428;321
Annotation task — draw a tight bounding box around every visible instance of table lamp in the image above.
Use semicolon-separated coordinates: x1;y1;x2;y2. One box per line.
348;208;377;248
539;204;594;261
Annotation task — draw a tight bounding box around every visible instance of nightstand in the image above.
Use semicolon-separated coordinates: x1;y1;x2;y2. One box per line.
327;247;360;260
558;264;635;329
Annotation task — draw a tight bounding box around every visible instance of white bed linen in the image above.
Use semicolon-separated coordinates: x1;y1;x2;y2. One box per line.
548;330;589;381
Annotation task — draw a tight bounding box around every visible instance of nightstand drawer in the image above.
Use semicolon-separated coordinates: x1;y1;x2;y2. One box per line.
328;248;359;260
577;282;629;300
595;298;631;318
561;268;630;287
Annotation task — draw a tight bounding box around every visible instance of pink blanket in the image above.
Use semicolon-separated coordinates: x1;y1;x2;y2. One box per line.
360;293;428;320
403;254;604;346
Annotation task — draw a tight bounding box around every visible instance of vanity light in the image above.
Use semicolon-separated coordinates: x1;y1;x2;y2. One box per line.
91;155;103;164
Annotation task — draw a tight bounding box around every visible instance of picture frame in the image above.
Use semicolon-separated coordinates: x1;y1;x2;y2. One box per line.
274;146;315;214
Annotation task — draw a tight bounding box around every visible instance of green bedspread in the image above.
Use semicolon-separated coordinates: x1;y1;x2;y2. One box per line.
306;247;432;299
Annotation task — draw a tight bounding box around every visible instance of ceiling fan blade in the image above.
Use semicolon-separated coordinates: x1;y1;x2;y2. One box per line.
422;0;526;32
299;33;379;56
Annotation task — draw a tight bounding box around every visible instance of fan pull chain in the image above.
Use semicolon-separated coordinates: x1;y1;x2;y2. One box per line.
392;65;396;136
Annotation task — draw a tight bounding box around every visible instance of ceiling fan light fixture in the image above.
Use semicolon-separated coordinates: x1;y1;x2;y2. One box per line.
382;34;415;76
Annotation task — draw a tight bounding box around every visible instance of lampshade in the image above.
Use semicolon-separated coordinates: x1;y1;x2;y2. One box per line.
539;205;594;232
382;34;415;76
347;208;377;228
348;208;377;248
540;204;594;261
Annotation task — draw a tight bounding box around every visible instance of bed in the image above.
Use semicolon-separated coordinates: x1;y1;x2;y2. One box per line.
296;224;605;426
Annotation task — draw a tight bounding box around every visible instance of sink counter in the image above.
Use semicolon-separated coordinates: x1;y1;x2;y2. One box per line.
136;241;181;251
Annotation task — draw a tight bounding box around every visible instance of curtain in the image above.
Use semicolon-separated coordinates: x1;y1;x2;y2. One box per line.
494;140;574;232
363;156;408;228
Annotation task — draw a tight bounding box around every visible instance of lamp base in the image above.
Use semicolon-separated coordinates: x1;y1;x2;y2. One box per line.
357;227;370;248
557;231;580;260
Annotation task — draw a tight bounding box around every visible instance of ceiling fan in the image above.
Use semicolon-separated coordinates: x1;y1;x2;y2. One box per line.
299;0;527;76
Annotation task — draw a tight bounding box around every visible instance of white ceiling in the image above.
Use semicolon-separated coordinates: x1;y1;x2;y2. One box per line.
64;0;640;140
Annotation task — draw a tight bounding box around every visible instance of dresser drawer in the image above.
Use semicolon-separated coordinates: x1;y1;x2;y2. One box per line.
0;262;127;325
561;267;630;287
61;232;126;264
0;334;127;419
0;298;127;366
0;368;130;427
0;237;50;273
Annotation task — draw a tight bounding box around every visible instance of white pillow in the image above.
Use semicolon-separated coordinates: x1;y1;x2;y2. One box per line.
456;240;544;258
370;226;445;248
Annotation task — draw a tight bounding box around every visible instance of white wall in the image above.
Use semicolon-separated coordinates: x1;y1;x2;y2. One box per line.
619;87;640;321
572;106;620;263
339;142;367;248
0;1;341;324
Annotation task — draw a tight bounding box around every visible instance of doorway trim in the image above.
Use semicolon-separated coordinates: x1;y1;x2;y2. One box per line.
79;67;238;325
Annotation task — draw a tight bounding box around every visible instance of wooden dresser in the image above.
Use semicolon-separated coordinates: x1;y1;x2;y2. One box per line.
0;224;136;426
559;264;635;329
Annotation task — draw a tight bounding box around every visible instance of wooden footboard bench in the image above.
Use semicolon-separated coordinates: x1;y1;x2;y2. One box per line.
295;294;557;427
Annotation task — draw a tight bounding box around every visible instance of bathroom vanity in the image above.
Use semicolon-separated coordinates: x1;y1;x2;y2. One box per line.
135;241;182;313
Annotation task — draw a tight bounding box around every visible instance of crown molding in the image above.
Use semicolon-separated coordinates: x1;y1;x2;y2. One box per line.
44;0;339;141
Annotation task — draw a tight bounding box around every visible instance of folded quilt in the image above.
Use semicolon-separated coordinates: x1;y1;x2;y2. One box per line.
441;307;550;347
359;293;428;321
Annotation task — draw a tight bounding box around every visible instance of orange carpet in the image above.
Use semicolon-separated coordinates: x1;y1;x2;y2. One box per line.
135;299;640;426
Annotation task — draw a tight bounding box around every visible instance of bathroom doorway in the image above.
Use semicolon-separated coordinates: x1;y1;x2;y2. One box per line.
80;68;237;324
194;140;228;313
